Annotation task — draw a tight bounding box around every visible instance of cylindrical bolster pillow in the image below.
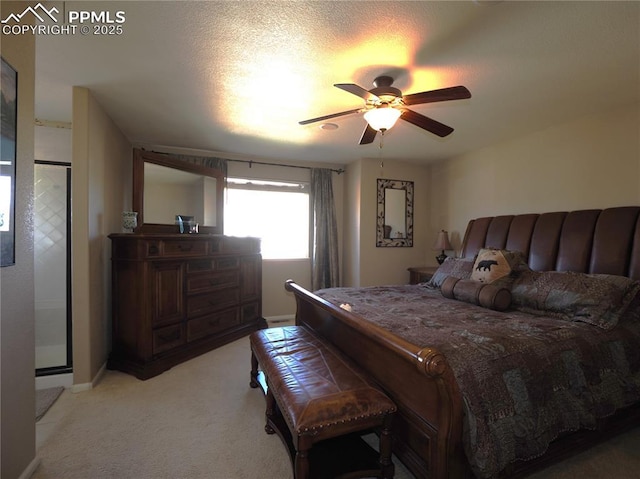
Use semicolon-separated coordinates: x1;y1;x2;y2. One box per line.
453;278;485;304
477;283;511;311
441;276;460;299
441;277;511;311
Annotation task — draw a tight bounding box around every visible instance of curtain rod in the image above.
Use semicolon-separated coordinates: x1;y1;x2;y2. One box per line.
227;158;344;174
146;148;344;174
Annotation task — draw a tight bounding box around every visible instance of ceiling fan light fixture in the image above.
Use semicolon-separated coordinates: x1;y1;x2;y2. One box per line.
364;106;402;132
299;77;470;143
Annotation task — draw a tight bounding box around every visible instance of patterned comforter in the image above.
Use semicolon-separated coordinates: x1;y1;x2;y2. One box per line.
315;284;640;478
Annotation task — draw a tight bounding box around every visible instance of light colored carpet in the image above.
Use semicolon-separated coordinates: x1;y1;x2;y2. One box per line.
32;336;640;478
35;386;64;422
32;337;412;479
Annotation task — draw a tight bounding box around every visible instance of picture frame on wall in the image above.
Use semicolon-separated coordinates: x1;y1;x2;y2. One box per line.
1;56;17;267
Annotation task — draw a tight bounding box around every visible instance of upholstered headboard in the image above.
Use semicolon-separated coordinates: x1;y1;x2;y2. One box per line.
460;206;640;280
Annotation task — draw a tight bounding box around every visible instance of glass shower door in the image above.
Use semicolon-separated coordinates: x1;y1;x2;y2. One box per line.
34;161;72;374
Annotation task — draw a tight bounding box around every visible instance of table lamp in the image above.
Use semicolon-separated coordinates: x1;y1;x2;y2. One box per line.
433;230;453;265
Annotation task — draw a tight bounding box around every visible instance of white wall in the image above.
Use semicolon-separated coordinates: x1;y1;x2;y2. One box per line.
72;87;132;387
343;161;362;286
345;157;431;287
35;124;72;162
429;103;640;254
145;180;199;225
0;3;37;477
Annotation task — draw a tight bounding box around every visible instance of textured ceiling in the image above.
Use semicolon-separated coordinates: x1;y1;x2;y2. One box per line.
35;1;640;165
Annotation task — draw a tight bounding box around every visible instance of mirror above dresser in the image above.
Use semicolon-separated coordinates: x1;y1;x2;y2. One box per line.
132;148;224;234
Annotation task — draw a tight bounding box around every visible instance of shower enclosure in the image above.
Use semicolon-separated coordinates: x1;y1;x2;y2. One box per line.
34;161;72;377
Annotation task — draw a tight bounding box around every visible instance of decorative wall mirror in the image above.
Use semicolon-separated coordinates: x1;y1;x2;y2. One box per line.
376;178;413;247
132;149;224;234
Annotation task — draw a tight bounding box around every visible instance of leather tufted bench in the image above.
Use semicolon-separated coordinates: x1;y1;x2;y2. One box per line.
250;326;397;479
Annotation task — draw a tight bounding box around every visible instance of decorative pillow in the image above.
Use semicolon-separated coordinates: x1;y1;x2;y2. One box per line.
619;287;640;323
470;248;530;287
592;274;640;324
426;257;475;289
592;274;640;300
441;276;511;311
511;270;640;330
441;276;476;300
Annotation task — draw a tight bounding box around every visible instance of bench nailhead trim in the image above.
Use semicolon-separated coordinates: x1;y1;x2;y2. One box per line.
296;408;397;434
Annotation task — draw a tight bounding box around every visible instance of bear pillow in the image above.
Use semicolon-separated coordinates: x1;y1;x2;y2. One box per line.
470;248;529;286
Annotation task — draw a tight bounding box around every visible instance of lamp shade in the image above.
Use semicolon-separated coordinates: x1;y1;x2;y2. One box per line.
433;230;453;250
364;106;402;132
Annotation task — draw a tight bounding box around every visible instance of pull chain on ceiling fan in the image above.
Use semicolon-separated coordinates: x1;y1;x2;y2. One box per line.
299;75;471;145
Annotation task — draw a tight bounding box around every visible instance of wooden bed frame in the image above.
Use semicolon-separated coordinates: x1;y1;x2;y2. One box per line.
285;206;640;478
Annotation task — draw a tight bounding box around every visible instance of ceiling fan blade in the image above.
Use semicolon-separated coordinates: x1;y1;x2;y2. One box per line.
400;109;454;137
334;83;380;102
402;86;471;106
298;108;363;125
359;124;377;145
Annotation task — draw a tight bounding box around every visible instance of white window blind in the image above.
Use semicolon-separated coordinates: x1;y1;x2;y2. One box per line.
224;178;310;260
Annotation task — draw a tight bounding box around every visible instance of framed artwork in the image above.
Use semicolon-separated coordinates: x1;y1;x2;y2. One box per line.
1;57;17;267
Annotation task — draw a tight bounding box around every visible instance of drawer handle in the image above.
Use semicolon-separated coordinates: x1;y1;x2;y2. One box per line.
178;244;193;251
148;245;159;255
158;330;180;342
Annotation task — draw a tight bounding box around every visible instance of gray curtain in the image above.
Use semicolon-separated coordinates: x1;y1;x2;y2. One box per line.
311;168;339;290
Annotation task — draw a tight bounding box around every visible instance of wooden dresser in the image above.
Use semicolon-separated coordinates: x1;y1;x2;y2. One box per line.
108;234;266;379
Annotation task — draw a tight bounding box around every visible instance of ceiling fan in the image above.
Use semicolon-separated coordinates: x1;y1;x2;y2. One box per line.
299;76;471;145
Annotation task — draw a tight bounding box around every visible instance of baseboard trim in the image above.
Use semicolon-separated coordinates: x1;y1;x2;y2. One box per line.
71;361;107;393
18;455;41;479
36;372;73;390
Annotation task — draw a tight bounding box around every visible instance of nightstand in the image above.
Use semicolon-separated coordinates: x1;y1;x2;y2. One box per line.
407;266;439;285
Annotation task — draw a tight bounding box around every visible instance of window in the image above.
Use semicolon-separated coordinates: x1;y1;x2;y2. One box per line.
224;178;310;259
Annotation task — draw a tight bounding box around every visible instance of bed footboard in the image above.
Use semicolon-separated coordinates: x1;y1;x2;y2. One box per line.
284;280;469;479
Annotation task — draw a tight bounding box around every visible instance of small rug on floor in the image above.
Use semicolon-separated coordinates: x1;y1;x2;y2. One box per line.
36;386;64;422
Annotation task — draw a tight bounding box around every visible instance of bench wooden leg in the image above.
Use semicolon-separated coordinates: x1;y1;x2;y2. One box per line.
264;387;276;435
249;350;259;388
294;448;310;479
379;415;395;479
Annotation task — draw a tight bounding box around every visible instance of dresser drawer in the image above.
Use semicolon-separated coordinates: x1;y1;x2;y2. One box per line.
241;301;260;324
187;259;215;273
187;289;240;317
187;309;239;342
186;256;239;273
187;271;239;294
214;256;240;270
162;239;207;257
152;324;186;355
